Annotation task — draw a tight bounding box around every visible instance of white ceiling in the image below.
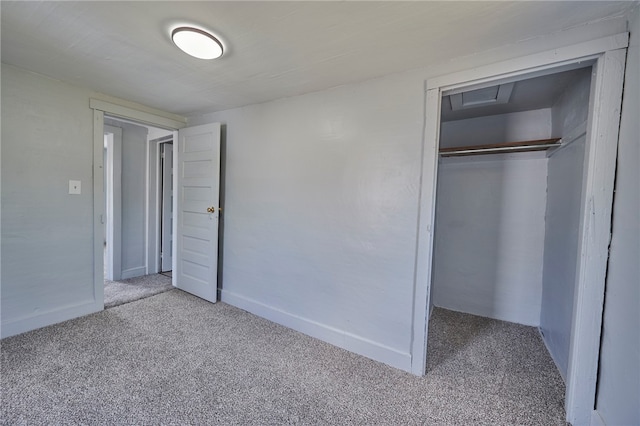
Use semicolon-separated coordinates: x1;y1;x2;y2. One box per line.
1;1;635;116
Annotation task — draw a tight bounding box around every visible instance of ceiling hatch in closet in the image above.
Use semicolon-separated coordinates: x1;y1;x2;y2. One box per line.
439;66;593;156
449;83;514;111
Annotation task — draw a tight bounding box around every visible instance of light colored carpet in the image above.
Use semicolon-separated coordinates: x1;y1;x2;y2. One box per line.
104;273;173;308
0;292;565;425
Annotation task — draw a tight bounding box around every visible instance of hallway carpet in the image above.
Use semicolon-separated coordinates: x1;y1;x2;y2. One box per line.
103;273;173;308
0;292;565;425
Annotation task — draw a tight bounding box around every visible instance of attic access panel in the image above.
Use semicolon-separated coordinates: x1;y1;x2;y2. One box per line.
449;83;514;110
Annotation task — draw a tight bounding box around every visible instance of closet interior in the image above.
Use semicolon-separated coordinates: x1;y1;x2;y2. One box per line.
430;64;594;381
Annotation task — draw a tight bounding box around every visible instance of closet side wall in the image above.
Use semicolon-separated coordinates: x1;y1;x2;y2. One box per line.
540;70;592;379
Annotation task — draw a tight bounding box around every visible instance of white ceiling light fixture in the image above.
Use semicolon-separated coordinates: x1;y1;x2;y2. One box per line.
171;27;223;60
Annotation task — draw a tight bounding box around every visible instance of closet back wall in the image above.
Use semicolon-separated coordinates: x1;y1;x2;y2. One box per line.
432;154;548;325
432;109;553;325
440;109;552;148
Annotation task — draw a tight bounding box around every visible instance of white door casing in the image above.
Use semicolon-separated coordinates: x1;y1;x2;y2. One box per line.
174;123;221;303
146;134;173;275
161;143;174;272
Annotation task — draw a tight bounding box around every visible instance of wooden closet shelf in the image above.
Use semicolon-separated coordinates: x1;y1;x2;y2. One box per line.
439;138;561;157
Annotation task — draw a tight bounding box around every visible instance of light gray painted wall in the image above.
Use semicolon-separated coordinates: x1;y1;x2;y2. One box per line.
1;65;99;337
188;73;425;369
432;153;548;325
184;20;631;371
595;6;640;425
147;126;172;141
104;118;148;279
440;108;552;148
550;67;593;138
539;70;592;380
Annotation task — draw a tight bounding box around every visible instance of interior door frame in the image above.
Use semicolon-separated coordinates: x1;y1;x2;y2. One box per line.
412;33;628;425
91;99;186;306
147;135;174;275
160;142;174;272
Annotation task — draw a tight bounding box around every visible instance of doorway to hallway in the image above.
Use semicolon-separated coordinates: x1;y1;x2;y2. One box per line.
103;116;175;306
91;99;223;313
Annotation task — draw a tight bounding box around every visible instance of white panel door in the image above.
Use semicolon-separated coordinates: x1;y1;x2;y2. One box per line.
175;123;221;303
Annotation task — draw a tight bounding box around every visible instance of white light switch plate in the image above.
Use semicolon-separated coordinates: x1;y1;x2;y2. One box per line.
69;180;81;195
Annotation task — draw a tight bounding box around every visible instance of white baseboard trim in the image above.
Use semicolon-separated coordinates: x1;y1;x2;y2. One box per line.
590;410;606;426
121;266;146;280
1;300;102;339
221;290;412;372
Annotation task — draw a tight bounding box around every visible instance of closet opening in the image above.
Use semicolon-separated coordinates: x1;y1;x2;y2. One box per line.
429;63;596;411
414;37;628;424
432;65;594;352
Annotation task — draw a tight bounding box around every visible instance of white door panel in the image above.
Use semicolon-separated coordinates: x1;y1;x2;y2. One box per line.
175;123;221;303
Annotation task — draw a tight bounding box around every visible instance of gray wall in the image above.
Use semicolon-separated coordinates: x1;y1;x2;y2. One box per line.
188;73;425;369
432;152;548;326
440;108;552;148
1;65;99;337
550;68;593;138
594;5;640;425
104;118;148;279
184;19;632;371
539;70;591;380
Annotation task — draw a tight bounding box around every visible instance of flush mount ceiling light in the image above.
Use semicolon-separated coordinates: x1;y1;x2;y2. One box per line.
171;27;223;60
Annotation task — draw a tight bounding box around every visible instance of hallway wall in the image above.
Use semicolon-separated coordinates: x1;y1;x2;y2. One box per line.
104;118;148;279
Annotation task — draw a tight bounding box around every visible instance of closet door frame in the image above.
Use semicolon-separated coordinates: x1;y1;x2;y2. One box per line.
412;33;629;426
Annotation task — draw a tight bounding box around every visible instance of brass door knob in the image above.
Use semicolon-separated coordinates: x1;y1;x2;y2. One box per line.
207;206;215;213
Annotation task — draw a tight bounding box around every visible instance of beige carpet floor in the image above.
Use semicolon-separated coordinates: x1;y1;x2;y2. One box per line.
104;273;173;308
1;291;565;425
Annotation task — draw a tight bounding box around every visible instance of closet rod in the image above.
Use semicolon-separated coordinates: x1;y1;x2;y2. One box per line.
439;138;561;157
